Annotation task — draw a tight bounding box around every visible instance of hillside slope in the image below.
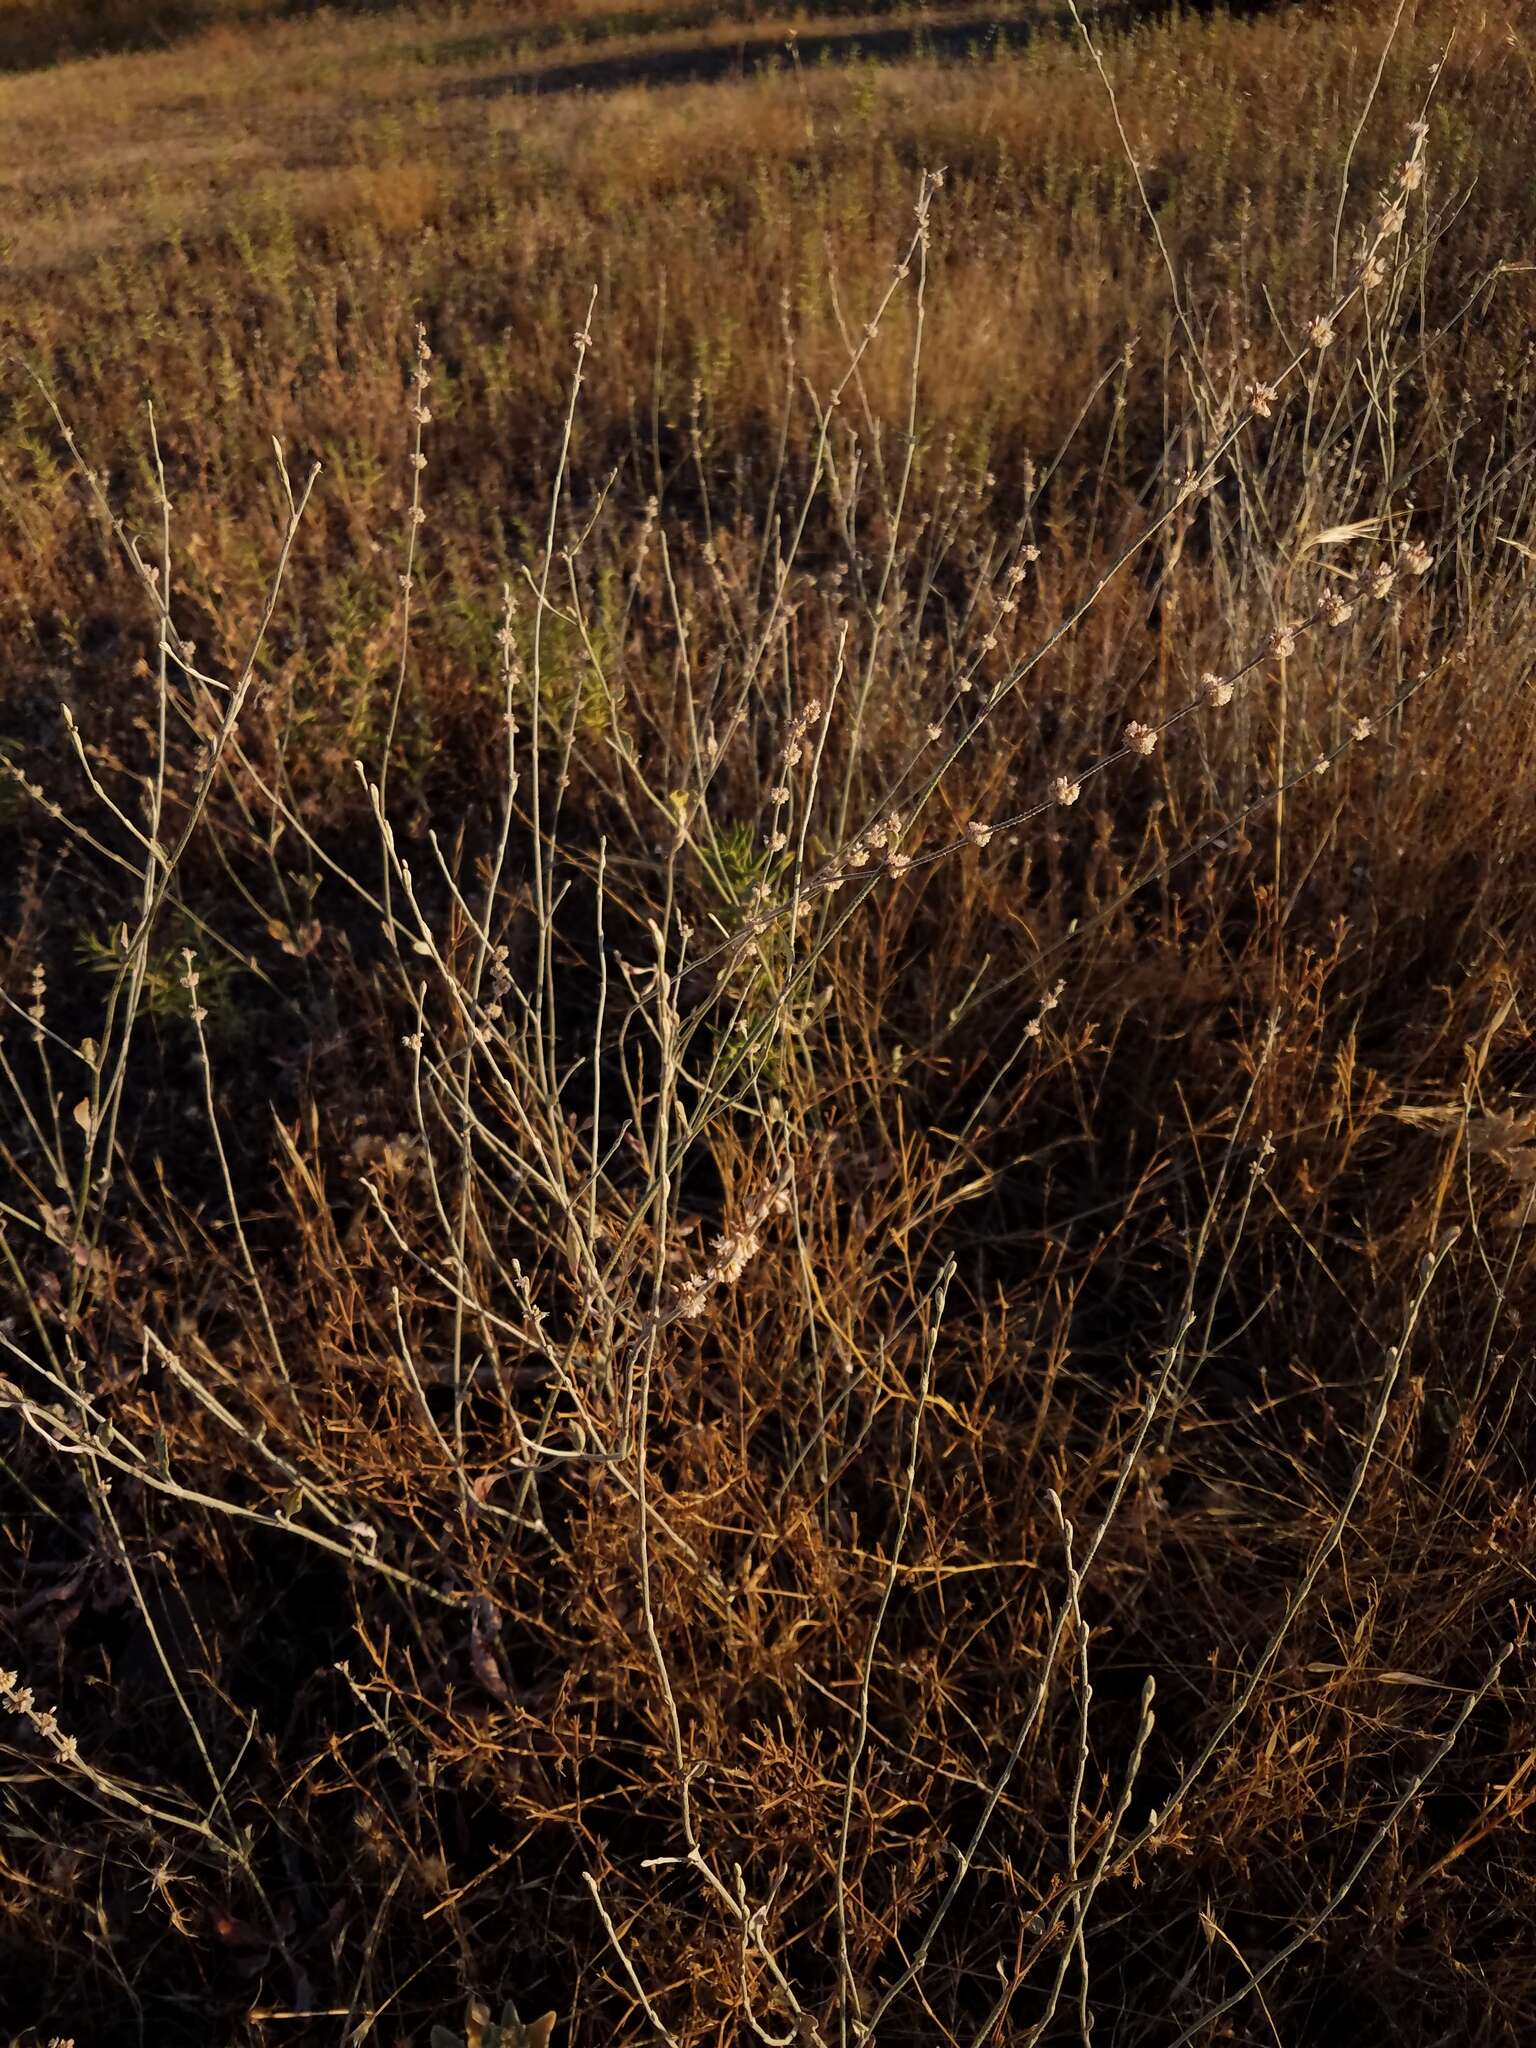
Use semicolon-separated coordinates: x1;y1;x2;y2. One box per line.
2;2;1535;2046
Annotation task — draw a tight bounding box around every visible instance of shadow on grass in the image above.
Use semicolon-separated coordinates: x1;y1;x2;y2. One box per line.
0;0;1282;82
443;4;1161;103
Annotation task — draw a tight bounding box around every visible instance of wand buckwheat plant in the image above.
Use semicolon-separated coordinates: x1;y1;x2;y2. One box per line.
4;26;1536;2048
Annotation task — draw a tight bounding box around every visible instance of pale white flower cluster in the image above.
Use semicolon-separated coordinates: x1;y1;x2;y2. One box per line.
673;1185;791;1322
0;1668;81;1765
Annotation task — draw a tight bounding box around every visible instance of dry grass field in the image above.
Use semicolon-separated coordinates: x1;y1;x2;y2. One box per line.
3;1;1536;2044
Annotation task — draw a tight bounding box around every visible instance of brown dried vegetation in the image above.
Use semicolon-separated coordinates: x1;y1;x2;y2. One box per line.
3;3;1536;2046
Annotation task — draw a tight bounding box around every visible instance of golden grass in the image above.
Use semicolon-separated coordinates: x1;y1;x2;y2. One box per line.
3;2;1536;2045
0;0;1064;77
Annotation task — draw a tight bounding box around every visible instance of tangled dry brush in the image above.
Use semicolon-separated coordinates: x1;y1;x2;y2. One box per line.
3;7;1536;2045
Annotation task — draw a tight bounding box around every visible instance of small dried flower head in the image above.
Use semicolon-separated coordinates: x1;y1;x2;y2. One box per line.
1366;560;1396;602
1312;752;1331;776
926;722;943;743
1399;154;1424;192
1319;589;1354;628
1359;252;1387;290
710;1228;761;1286
886;849;913;877
1266;622;1297;660
1201;671;1235;708
1023;978;1066;1041
1246;381;1278;420
1307;315;1336;351
1052;775;1082;805
1377;201;1407;237
846;841;872;870
1400;540;1433;578
1124;720;1158;757
1352;715;1375;742
967;819;995;848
